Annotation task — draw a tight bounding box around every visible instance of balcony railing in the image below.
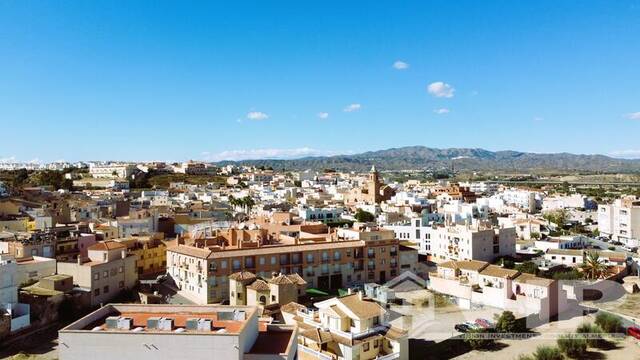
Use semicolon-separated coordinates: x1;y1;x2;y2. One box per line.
376;352;401;360
299;344;335;360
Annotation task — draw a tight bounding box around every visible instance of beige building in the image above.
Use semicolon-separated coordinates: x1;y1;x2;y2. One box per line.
57;241;138;306
166;226;401;304
282;292;408;360
229;271;307;307
58;303;298;360
345;166;395;205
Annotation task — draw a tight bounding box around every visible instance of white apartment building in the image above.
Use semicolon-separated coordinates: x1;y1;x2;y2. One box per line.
58;304;297;360
425;223;516;263
598;196;640;246
297;206;344;223
0;254;31;333
89;163;136;179
458;181;498;195
441;201;489;224
500;188;542;212
542;194;595;212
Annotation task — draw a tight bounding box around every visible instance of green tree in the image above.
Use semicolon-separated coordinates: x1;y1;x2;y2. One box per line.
576;322;604;347
557;334;587;358
515;261;538;275
532;345;563;360
595;312;623;333
354;209;375;222
495;311;520;333
463;328;494;350
581;251;607;280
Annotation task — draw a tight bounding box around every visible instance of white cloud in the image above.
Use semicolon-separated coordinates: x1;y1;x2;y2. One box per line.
202;148;346;162
427;81;455;98
392;61;409;70
246;111;269;121
533;116;544;122
434;108;450;114
343;103;362;112
609;149;640;159
317;112;329;119
625;112;640;120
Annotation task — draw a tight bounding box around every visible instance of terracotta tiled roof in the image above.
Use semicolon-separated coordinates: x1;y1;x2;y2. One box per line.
479;265;520;279
280;302;306;314
88;241;126;251
229;271;257;282
439;260;489;272
513;273;555;287
247;279;270;291
336;294;385;320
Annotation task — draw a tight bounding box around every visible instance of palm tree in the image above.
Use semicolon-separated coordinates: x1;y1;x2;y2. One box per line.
581;251;607;280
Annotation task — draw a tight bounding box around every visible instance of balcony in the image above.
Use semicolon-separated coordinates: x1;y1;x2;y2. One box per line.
367;265;376;271
368;253;376;259
299;344;336;360
376;352;401;360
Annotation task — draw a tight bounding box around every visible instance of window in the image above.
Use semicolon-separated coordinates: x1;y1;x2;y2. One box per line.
110;268;117;276
271;295;276;302
103;270;109;278
118;266;124;273
374;339;379;348
363;343;370;352
94;288;100;296
271;256;277;265
93;273;99;280
259;257;265;265
103;286;109;294
119;281;124;288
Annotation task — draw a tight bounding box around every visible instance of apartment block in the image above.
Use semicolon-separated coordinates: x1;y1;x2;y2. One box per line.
166;226;401;304
598;196;640;245
424;223;516;263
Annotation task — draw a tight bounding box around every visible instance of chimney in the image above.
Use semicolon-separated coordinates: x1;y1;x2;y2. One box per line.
347;288;353;295
358;291;364;301
77;256;82;265
121;249;126;259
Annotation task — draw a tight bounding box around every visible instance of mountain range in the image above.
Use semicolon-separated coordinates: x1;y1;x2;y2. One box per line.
215;146;640;173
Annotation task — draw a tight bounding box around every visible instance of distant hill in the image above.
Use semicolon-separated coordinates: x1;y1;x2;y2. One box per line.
215;146;640;172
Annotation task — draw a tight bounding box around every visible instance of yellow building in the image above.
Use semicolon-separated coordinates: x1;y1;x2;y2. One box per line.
114;235;167;278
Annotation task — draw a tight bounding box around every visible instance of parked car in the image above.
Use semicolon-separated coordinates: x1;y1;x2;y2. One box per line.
627;326;640;340
455;324;472;333
475;318;493;329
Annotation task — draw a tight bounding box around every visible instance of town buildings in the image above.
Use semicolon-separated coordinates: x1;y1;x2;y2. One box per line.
422;222;516;262
88;163;136;179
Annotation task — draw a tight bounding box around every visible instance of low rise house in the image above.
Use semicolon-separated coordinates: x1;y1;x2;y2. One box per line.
0;254;31;335
283;292;408;360
543;249;628;267
229;271;307;308
429;259;565;320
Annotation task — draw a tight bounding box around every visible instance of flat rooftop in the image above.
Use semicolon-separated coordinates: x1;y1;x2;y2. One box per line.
61;304;257;335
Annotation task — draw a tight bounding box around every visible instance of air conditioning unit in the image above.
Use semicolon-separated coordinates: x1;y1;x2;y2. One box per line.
157;317;174;331
185;318;199;330
147;317;161;329
197;319;212;331
105;316;120;329
117;317;133;330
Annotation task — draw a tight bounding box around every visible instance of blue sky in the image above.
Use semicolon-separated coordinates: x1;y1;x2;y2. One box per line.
1;0;640;162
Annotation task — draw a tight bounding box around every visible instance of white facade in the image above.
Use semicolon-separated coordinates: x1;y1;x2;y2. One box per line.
425;224;517;262
89;163;136;179
598;196;640;245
